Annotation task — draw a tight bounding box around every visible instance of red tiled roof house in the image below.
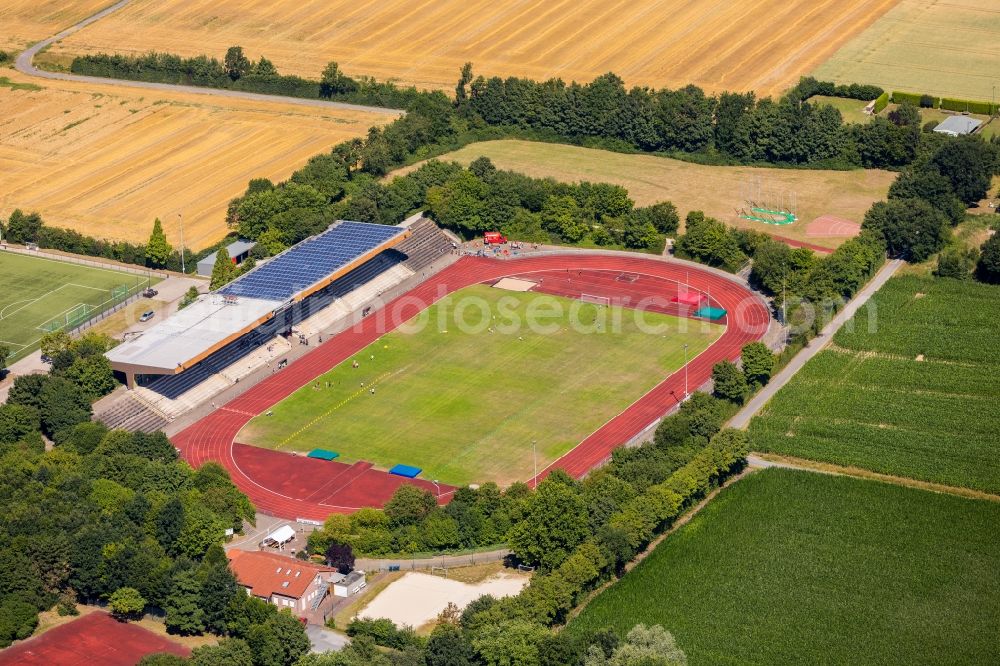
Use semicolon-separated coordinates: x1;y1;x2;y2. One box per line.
227;550;339;614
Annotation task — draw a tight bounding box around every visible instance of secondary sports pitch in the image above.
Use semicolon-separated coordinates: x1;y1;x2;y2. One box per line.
238;285;723;486
568;468;1000;665
0;251;155;362
395;140;896;250
43;0;897;97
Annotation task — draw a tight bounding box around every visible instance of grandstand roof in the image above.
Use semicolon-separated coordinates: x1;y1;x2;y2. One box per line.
105;293;281;374
106;221;409;376
221;222;407;302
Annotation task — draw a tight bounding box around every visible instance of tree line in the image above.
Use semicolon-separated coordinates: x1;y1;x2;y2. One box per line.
71;47;434;111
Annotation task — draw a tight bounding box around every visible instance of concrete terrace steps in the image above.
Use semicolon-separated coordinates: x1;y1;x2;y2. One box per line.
396;218;454;271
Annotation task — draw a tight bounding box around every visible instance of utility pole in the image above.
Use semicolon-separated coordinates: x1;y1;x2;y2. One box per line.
532;440;537;489
178;212;186;274
684;343;689;399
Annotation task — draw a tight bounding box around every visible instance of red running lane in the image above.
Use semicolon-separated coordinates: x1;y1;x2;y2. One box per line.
173;255;770;519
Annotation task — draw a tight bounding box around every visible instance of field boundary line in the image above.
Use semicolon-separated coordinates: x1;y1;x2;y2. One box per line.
748;453;1000;503
1;245;165;280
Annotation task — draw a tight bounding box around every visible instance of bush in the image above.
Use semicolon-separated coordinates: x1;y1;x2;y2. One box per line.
923;120;939;133
920;94;937;109
873;92;890;114
346;617;424;650
892;91;930;108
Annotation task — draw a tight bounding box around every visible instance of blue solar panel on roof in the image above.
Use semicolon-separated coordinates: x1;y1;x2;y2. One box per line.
220;221;405;302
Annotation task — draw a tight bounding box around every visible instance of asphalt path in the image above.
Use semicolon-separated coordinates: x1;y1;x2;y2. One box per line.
729;258;904;429
15;0;402;116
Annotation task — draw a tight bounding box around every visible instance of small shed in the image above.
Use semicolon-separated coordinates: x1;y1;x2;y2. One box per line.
197;239;256;276
334;571;367;597
933;116;982;137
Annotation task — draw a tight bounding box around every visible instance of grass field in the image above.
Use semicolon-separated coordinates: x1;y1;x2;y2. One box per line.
0;0;109;53
396;140;896;249
41;0;898;97
568;468;1000;665
813;0;1000;101
0;70;395;249
750;275;1000;493
0;251;158;363
238;285;723;486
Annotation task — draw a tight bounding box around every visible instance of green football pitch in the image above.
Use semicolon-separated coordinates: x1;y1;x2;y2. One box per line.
0;252;156;363
239;285;723;486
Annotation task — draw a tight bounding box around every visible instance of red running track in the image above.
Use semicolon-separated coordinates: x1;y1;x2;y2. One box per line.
173;255;770;520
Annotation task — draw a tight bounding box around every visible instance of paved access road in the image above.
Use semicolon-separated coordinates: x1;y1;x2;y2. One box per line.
729;259;903;429
15;0;402;116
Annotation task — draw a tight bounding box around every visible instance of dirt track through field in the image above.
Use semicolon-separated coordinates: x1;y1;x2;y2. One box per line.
43;0;901;96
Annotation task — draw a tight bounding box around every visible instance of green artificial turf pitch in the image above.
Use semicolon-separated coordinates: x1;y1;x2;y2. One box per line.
0;252;154;362
568;468;1000;665
239;285;723;486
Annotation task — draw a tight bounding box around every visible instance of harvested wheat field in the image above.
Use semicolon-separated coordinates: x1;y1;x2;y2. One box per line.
814;0;1000;100
0;0;109;53
396;140;896;249
43;0;900;96
0;71;396;249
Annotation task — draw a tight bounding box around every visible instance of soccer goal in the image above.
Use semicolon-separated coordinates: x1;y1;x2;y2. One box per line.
580;294;611;307
430;566;449;578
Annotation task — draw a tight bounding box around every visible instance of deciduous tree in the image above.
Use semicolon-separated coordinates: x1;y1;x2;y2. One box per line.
108;586;146;621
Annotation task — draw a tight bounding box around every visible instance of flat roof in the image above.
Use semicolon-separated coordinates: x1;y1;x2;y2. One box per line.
106;294;280;374
934;115;982;136
107;221;409;375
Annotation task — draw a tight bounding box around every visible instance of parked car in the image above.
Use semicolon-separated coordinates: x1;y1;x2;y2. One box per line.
143;287;158;298
139;310;155;322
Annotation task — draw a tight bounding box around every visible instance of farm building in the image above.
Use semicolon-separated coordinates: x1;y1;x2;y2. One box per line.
196;239;257;276
933;116;982;137
227;549;338;613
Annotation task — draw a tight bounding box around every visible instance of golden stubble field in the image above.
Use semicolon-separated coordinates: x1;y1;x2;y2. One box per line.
0;71;397;249
43;0;901;96
0;0;109;53
813;0;1000;101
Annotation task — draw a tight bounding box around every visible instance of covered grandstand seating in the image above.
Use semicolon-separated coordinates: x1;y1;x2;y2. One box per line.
221;222;406;302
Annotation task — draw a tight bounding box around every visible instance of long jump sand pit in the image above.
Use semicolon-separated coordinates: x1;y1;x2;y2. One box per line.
0;71;396;249
43;0;900;96
358;571;529;629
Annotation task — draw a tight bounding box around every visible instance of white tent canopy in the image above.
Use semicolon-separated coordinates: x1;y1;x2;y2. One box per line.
263;524;295;546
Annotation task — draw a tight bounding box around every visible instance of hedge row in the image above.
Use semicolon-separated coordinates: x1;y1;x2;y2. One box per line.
482;430;749;628
893;91;999;115
794;77;884;102
873;91;890;114
941;97;998;115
